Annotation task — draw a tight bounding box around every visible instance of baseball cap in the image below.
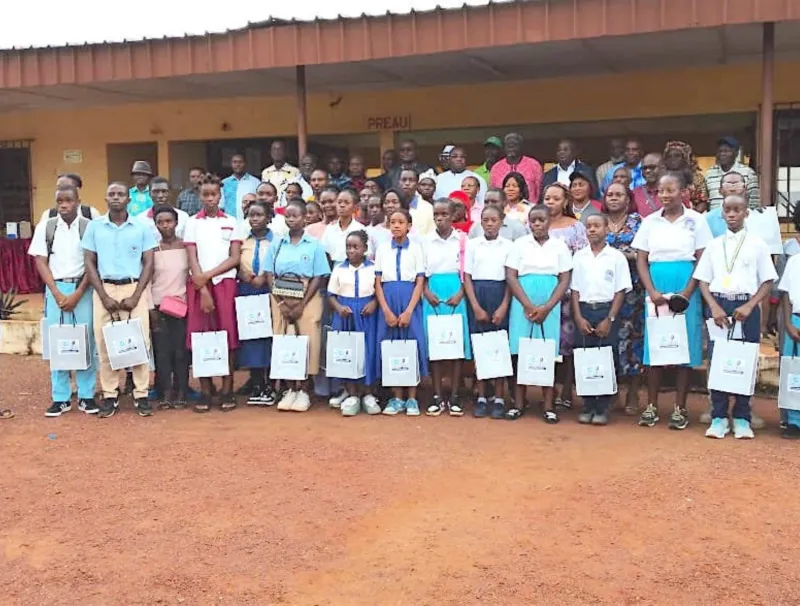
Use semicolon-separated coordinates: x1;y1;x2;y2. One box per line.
717;136;740;150
484;136;503;148
440;144;455;155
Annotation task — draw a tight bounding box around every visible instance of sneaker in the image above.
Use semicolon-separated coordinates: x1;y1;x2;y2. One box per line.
291;390;312;412
733;418;754;440
341;396;360;417
782;425;800;440
77;398;99;414
45;401;71;417
473;398;488;418
406;398;421;416
750;412;765;430
329;389;349;409
448;395;464;417
362;394;381;415
638;403;659;427
591;412;609;426
173;395;187;410
426;396;444;417
277;390;297;411
490;399;506;420
135;398;154;417
578;409;593;424
247;388;268;406
262;387;277;406
705;417;730;439
98;398;118;418
382;398;406;416
668;406;689;431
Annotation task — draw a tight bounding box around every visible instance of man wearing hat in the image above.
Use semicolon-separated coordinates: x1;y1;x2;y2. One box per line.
474;136;502;185
129;160;154;217
704;136;760;210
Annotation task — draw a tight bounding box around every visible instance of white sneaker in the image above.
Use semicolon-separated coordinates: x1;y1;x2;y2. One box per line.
733;418;755;439
328;389;349;409
705;417;730;439
341;396;360;417
291;390;312;412
362;394;381;415
277;390;296;411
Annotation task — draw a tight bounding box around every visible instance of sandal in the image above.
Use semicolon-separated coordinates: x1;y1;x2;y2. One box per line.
554;397;572;410
220;394;237;412
157;399;172;411
543;410;560;424
0;409;14;419
505;407;523;420
193;398;211;414
173;395;187;410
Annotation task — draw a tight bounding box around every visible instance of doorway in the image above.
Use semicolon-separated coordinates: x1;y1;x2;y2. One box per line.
0;141;32;225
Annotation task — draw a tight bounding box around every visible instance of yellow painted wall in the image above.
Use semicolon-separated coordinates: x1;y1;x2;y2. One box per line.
3;60;800;218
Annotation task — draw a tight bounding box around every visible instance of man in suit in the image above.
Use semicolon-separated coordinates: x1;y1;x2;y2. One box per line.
540;139;598;200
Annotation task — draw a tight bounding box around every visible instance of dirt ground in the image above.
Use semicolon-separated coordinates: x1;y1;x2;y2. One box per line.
1;354;799;606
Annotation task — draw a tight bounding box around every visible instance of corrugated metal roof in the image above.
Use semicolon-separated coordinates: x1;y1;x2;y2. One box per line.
0;0;507;50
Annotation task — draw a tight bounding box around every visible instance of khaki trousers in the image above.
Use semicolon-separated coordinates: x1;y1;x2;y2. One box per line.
271;292;323;376
93;283;152;399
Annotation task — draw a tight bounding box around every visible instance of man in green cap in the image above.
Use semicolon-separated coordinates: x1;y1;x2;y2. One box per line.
474;136;502;185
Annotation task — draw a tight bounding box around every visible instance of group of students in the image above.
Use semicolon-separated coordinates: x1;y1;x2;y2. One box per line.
26;161;800;441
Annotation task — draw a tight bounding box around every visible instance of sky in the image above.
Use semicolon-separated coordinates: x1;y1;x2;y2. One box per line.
0;0;502;49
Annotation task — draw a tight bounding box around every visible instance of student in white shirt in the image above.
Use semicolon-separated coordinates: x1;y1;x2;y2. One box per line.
38;173;101;224
137;177;189;242
399;169;435;235
571;214;632;425
779;248;800;438
422;200;472;417
632;171;712;430
464;205;513;419
505;204;573;423
29;184;98;417
695;194;777;439
321;189;366;264
256;181;288;236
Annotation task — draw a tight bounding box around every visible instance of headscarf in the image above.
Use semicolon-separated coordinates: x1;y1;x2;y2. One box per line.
663;140;709;210
448;190;474;235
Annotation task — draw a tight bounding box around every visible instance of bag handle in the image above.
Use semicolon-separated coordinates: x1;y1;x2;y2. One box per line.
283;321;301;336
58;310;77;327
727;319;747;343
528;321;545;340
793;340;798;359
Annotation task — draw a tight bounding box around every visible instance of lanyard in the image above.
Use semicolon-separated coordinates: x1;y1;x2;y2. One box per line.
723;230;747;274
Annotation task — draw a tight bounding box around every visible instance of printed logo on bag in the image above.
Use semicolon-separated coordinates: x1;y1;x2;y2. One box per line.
438;330;457;345
115;337;139;355
57;339;80;355
524;355;548;371
658;333;680;349
333;348;353;364
280;350;299;366
604;270;614;283
201;347;223;362
722;358;745;376
788;374;800;393
246;311;266;325
581;365;605;381
389;356;410;372
487;348;501;362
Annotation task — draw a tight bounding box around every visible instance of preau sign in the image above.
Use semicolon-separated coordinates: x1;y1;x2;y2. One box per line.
366;115;412;131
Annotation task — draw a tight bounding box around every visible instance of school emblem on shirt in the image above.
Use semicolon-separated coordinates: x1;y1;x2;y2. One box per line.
604;270;614;283
683;218;696;232
301;254;310;264
130;245;140;254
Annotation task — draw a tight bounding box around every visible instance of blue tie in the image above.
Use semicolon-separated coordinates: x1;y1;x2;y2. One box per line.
252;238;262;275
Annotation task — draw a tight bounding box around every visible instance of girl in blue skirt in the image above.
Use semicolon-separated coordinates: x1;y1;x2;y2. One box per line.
464;205;513;419
633;171;712;429
374;209;428;416
422;199;472;417
327;230;380;417
505;205;573;423
237;201;275;406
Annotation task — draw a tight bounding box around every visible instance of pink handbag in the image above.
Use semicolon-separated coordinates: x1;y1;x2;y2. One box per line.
159;295;187;319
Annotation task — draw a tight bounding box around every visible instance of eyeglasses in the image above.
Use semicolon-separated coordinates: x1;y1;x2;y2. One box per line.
642;164;660;170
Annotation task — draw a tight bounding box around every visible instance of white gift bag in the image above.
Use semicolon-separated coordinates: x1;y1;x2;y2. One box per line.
517;326;557;387
381;339;420;387
646;314;690;366
707;336;759;396
48;314;91;371
235;294;273;340
574;347;618;397
746;207;783;254
102;315;149;370
41;317;50;361
191;331;230;378
471;329;513;380
325;330;365;380
778;355;800;411
426;312;465;361
270;334;310;381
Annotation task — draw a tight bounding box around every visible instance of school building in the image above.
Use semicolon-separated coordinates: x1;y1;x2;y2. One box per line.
1;0;800;223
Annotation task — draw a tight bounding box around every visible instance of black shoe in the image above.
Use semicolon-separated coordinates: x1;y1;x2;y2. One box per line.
247;387;267;406
98;398;118;418
782;425;800;440
262;386;277;406
78;398;99;415
448;394;464;417
45;401;71;417
236;377;254;396
135;398;153;417
173;394;187;410
473;398;489;418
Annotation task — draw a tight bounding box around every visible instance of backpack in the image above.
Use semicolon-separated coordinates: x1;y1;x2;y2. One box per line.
45;215;90;258
49;205;92;220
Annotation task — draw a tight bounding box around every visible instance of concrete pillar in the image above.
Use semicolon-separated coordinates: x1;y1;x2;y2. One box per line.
296;66;308;158
759;22;775;207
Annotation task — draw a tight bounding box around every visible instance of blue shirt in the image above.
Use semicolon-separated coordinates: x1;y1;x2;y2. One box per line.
263;232;331;279
600;162;645;195
221;173;260;220
128;186;153;217
81;214;158;280
706;208;727;238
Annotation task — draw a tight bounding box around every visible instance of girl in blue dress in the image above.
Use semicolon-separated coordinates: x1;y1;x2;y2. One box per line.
422;199;472;417
505;205;573;423
236;201;275;405
327;230;380;417
374;209;428;416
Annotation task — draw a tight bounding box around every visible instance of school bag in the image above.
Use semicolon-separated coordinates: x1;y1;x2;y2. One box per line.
45;215;91;258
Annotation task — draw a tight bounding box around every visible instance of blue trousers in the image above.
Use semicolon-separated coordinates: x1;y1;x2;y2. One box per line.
705;294;760;421
578;302;619;415
45;283;97;402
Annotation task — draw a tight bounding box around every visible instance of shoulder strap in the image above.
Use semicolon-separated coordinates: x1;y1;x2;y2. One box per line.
80;205;92;219
77;216;89;240
48;208;57;218
45;218;58;258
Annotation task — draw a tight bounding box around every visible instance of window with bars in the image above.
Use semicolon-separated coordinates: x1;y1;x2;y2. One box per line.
0;140;32;227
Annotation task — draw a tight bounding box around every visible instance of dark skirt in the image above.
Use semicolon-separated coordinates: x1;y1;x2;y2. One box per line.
376;280;429;378
236;281;272;369
467;279;508;333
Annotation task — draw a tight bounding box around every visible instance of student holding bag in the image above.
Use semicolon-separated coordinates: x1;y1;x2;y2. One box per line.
264;198;330;412
778;250;800;439
570;214;632;425
694;194;777;439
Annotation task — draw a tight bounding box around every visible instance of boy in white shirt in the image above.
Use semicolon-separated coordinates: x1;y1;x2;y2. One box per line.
571;214;632;425
694;194;777;439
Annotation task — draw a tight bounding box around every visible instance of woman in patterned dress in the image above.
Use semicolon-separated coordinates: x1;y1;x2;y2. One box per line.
603;182;645;414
